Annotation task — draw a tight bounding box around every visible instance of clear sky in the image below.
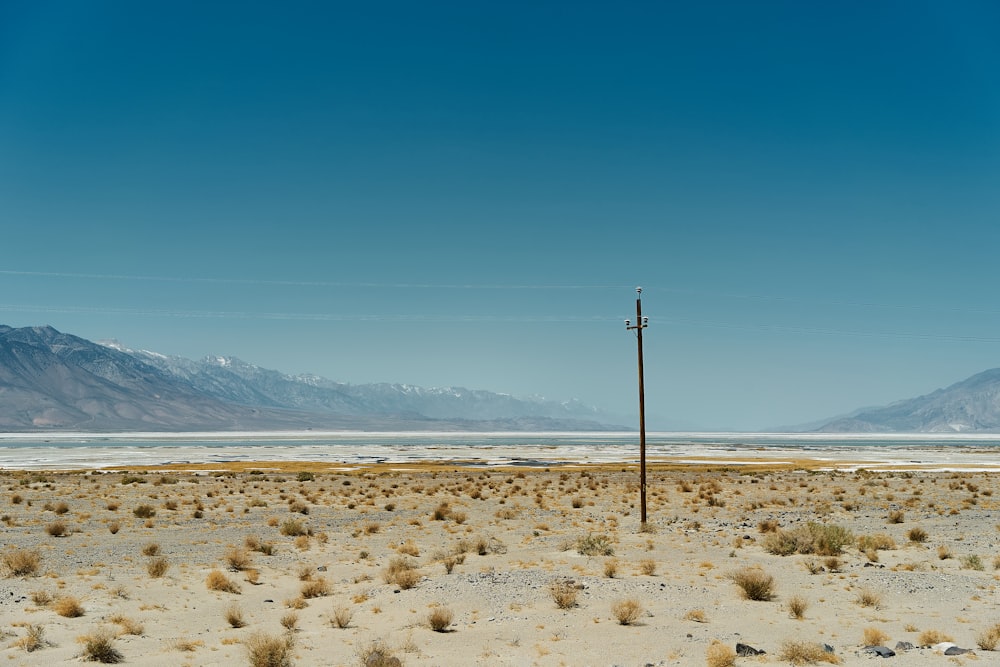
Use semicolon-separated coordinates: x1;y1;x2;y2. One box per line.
2;1;999;430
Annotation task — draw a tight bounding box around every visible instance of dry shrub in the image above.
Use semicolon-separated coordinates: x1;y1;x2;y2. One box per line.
330;605;353;629
603;558;619;578
46;520;68;537
549;580;579;609
611;598;643;625
280;519;306;536
14;624;46;652
172;638;203;652
917;629;953;646
577;534;614;556
107;521;120;534
30;589;53;606
862;626;890;646
146;556;169;578
638;558;657;576
2;548;41;576
244;632;293;667
225;603;246;628
787;595;808;620
108;614;143;635
133;504;155;518
758;519;780;533
427;605;454;632
206;569;241;594
887;509;905;524
383;557;420;589
141;543;160;556
906;526;928;542
53;595;85;617
225;547;253;571
706;640;736;667
937;545;953;560
777;640;840;664
300;577;331;599
397;540;419;557
855;588;882;609
856;534;896;552
77;627;123;663
358;640;400;667
280;612;299;631
976;622;1000;651
683;609;707;623
728;566;775;601
763;523;853;556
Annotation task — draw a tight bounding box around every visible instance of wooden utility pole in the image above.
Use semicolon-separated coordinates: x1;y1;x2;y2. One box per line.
625;287;648;527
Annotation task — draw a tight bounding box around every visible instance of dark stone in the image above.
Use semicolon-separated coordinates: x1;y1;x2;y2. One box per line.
944;647;971;655
894;641;914;651
862;646;896;657
822;644;835;654
736;643;765;656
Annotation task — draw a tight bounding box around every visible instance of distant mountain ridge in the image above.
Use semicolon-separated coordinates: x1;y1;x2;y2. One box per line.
0;324;622;432
818;368;1000;433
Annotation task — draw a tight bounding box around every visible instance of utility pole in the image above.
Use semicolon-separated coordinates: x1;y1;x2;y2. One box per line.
625;287;649;527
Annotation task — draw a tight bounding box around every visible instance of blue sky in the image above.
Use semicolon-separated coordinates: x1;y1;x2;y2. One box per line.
2;1;999;429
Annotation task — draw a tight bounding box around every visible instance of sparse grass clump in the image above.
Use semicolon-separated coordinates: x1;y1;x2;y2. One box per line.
108;614;143;635
280;519;307;536
611;598;643;625
917;629;953;646
46;520;68;537
329;605;353;629
78;627;123;663
225;547;253;571
146;556;169;578
14;624;46;652
728;566;775;601
862;626;890;646
777;640;840;664
133;504;156;518
2;548;41;576
976;622;1000;651
855;588;882;609
549;580;579;609
300;577;331;598
427;605;453;632
887;509;905;524
358;640;400;667
787;595;808;619
245;631;294;667
638;558;657;575
206;569;242;594
683;609;707;623
225;603;246;628
577;534;614;556
141;543;160;556
856;533;896;552
53;595;85;617
763;522;853;556
906;526;928;543
706;640;737;667
383;557;420;589
961;553;985;570
280;612;299;631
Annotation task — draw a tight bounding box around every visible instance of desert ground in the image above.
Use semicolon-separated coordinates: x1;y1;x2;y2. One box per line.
1;460;1000;666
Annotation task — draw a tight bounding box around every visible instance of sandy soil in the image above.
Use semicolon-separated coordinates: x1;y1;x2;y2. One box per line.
1;461;999;666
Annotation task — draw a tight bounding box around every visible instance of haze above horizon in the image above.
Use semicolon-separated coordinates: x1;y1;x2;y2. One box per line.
2;2;999;430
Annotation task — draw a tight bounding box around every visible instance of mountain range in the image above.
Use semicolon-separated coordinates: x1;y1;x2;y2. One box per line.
0;325;623;432
817;368;1000;433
